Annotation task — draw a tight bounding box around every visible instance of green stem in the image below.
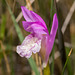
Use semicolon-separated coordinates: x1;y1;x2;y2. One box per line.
61;56;69;75
50;0;54;23
51;43;55;75
50;0;55;74
65;48;73;75
62;48;72;75
44;61;50;75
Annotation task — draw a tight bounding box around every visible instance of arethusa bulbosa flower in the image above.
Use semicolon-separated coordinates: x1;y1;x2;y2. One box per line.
17;6;58;67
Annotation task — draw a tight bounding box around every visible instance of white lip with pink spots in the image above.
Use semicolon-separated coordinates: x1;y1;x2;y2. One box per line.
17;35;41;58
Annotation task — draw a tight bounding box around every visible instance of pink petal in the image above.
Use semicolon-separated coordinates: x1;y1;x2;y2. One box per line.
21;6;47;29
22;21;48;34
50;13;58;36
21;6;34;22
39;35;49;67
30;11;47;28
40;14;58;67
45;13;58;66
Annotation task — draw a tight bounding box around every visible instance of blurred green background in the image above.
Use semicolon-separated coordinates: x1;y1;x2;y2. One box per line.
0;0;75;75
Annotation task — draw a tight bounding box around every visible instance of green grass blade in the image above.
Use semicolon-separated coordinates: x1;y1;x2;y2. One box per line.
28;57;40;75
61;56;69;75
7;5;24;42
51;43;55;75
65;48;73;75
0;15;6;40
62;48;72;75
6;1;39;75
50;0;55;74
50;0;54;24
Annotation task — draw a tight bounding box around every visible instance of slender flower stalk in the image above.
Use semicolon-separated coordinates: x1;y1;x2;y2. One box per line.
17;6;58;67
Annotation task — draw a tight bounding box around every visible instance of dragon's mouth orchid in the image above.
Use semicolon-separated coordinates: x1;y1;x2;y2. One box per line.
17;6;58;67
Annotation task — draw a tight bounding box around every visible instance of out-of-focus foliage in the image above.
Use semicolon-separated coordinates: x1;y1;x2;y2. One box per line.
0;0;75;75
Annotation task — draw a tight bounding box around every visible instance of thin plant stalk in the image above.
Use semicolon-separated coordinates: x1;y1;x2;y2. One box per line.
65;47;73;75
54;0;66;66
51;43;55;75
50;0;55;75
50;0;54;24
61;48;72;75
39;56;43;75
44;61;50;75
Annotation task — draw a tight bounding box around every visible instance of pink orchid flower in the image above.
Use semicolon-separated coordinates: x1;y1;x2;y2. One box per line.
17;6;58;67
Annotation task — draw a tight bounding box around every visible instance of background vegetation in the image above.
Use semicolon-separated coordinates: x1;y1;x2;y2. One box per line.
0;0;75;75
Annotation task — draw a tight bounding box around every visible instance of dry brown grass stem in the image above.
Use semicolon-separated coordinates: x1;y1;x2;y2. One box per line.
35;53;39;66
68;48;72;56
13;0;16;13
39;56;43;75
61;1;75;34
32;54;35;75
26;0;33;10
0;40;11;75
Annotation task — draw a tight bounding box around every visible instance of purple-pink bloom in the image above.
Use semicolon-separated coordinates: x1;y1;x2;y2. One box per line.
17;6;58;67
